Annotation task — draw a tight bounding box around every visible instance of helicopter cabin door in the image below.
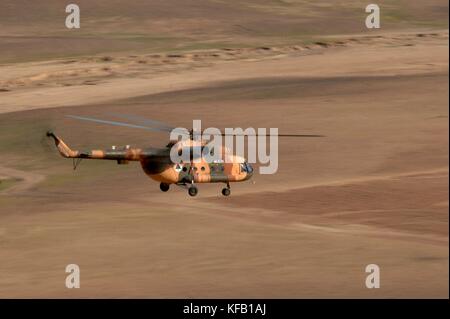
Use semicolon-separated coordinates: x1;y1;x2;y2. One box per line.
209;160;225;181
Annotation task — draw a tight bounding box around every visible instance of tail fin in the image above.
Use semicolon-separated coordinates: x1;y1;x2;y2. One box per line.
46;131;79;158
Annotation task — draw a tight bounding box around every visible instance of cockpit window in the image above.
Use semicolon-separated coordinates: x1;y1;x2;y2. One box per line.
240;163;253;173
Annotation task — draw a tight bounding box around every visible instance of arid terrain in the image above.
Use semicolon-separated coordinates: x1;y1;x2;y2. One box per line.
0;1;448;298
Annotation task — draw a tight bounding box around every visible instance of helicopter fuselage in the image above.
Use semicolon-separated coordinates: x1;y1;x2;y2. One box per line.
47;131;253;196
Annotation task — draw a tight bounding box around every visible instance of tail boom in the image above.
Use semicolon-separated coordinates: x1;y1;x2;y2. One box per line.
46;131;142;161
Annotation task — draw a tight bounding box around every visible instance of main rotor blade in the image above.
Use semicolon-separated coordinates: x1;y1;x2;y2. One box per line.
219;133;325;137
67;115;188;134
274;134;324;137
109;113;175;132
66;115;324;138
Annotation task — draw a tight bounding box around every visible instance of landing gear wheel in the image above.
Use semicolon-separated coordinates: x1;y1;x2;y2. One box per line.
222;187;231;196
188;186;198;197
160;183;170;192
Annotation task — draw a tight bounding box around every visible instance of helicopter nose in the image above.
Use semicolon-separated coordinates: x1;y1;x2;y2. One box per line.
245;164;254;180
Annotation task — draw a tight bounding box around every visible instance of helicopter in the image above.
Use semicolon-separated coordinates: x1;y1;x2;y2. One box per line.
47;115;322;197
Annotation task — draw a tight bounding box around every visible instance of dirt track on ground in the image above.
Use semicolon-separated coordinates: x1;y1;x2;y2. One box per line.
0;166;45;195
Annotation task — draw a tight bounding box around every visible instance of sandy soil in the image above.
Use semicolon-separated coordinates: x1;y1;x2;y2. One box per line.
1;30;448;114
0;1;448;298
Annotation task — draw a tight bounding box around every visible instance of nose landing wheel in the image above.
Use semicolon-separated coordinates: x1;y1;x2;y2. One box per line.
222;184;231;197
188;185;198;197
160;183;170;192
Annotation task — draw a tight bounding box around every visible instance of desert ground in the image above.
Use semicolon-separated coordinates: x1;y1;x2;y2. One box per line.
0;1;448;298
